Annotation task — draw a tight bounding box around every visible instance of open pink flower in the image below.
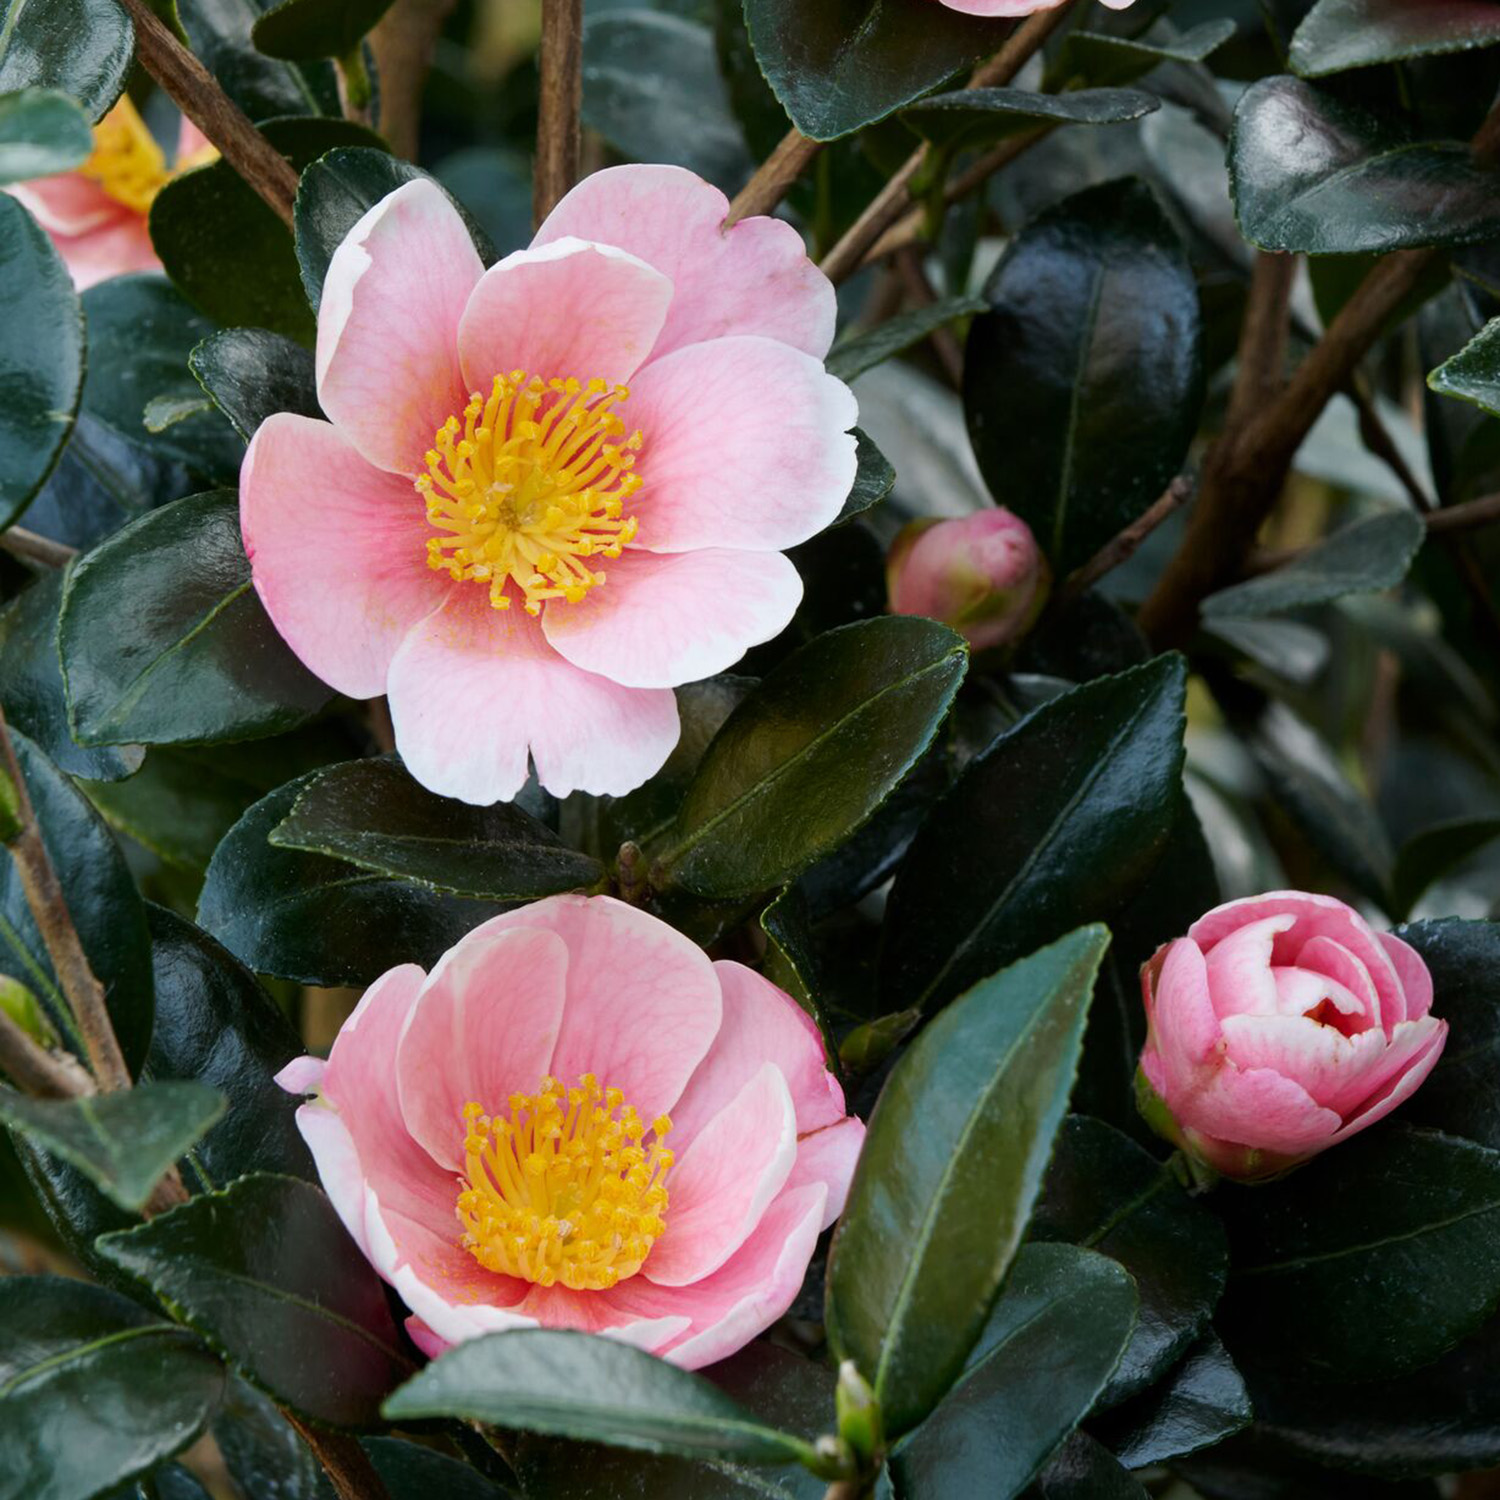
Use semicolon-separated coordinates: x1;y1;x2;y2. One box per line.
241;165;856;805
8;97;214;289
1139;891;1446;1182
277;894;864;1368
935;0;1132;14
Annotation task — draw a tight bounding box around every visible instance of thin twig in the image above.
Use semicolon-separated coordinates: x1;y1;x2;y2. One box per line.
368;0;460;159
1054;475;1195;611
534;0;584;226
0;528;77;570
819;0;1079;285
114;0;299;226
1346;376;1433;512
284;1413;393;1500
728;130;822;225
1427;491;1500;534
0;1008;94;1099
893;248;963;387
0;703;132;1092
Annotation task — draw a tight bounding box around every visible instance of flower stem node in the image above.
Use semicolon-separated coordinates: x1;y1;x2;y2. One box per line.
835;1360;883;1469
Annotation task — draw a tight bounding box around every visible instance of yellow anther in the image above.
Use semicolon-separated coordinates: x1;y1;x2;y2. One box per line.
78;97;217;216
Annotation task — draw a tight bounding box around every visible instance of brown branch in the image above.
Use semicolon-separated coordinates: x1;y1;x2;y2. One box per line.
1346;376;1433;513
368;0;460;159
1054;474;1195;611
0;1007;94;1100
0;703;132;1092
534;0;584;226
0;528;77;570
114;0;299;226
728;129;822;225
819;0;1079;285
893;247;963;386
1427;491;1500;535
284;1414;393;1500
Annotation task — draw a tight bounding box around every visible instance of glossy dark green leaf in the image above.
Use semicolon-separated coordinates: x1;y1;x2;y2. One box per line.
880;655;1186;1016
582;12;750;190
827;297;986;383
385;1328;817;1465
152;117;386;343
0;1276;225;1500
146;904;315;1186
828;925;1110;1437
59;488;334;746
198;769;504;985
179;0;339;122
1030;1432;1147;1500
0;86;91;184
1231;76;1500;254
1291;0;1500;78
213;1376;324;1500
0;571;142;781
1;730;154;1074
1220;1125;1500;1382
1049;20;1237;89
834;430;895;527
900;86;1158;155
97;1173;412;1429
1031;1116;1228;1406
364;1436;520;1500
743;0;1011;141
251;0;393;59
888;1243;1136;1497
1091;1329;1250;1467
79;275;241;482
1428;315;1500;417
964;178;1202;573
1201;509;1426;620
190;327;320;441
0;0;132;120
0;190;82;529
655;617;967;900
0;1081;224;1212
1392;822;1500;918
270;755;606;900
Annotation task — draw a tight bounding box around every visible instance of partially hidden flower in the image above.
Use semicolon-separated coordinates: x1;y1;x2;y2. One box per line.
886;509;1049;652
241;165;857;805
277;894;864;1368
1139;891;1446;1182
8;96;215;289
935;0;1132;15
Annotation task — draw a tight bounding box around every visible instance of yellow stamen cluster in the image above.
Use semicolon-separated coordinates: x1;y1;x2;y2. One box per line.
79;98;216;215
418;372;643;615
456;1074;673;1291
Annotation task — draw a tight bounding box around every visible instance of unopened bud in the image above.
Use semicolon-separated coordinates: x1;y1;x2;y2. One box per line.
0;975;57;1048
835;1360;882;1466
886;509;1050;652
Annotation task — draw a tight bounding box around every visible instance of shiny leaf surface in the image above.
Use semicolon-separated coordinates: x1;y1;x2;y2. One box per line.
1291;0;1500;78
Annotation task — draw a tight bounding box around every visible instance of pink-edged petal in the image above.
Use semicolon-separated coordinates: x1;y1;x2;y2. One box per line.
9;177;119;236
1329;1019;1448;1143
395;925;569;1170
1183;1064;1342;1156
405;1316;448;1360
457;238;673;391
627;336;858;554
276;1055;325;1093
1298;935;1381;1033
1219;1013;1386;1118
1190;892;1405;1026
533;164;836;359
1271;966;1363;1024
500;1282;690;1351
1202;915;1296;1020
384;587;680;804
543;547;801;691
645;1064;796;1287
295;1105;376;1259
469;895;721;1125
316;178;482;477
1380;932;1434;1022
784;1116;864;1229
241;413;445;699
670;961;844;1147
1150;939;1223;1096
938;0;1068;13
176;116;213;161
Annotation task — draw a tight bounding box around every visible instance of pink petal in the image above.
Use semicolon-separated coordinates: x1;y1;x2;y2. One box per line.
669;961;844;1147
316;178;483;477
532;164;836;360
405;1317;448;1360
176;116;212;160
1218;1013;1386;1118
1202;915;1296;1020
627;336;857;554
241;413;446;699
471;895;723;1128
784;1116;864;1229
1181;1062;1342;1157
500;1283;689;1352
1150;939;1224;1096
384;587;680;803
1297;935;1381;1033
9;177;119;236
457;238;673;391
275;1055;325;1093
1380;932;1434;1022
937;0;1069;13
644;1063;797;1287
1328;1018;1448;1144
295;1106;377;1259
1271;966;1364;1024
541;547;802;690
395;925;570;1170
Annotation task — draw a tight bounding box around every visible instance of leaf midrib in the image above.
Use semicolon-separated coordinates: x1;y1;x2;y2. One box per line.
0;1323;189;1397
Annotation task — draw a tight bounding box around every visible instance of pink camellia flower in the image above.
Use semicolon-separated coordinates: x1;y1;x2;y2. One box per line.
241;165;857;805
887;509;1049;651
936;0;1132;14
8;97;215;289
277;894;864;1368
1139;892;1446;1182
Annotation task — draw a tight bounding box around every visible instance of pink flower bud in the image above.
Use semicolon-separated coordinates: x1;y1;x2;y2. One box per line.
1138;892;1446;1183
886;510;1050;652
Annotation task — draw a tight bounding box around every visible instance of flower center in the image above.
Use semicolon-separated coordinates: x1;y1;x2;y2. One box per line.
456;1073;673;1290
79;98;215;215
417;373;643;615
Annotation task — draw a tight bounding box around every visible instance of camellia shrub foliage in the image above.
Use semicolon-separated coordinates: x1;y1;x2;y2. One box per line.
6;0;1500;1495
